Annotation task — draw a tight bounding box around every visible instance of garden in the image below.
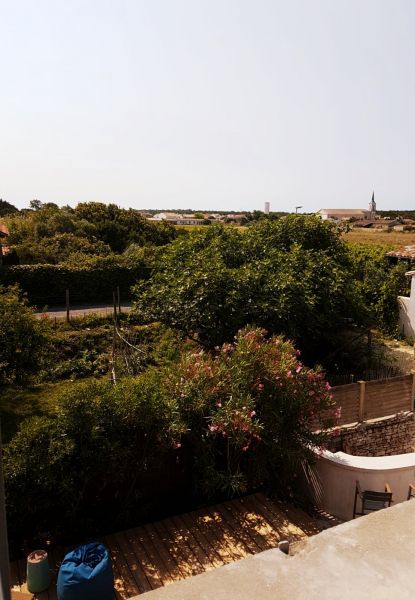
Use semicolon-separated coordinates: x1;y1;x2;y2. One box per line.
0;208;413;556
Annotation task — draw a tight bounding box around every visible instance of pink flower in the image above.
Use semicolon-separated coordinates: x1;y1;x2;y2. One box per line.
257;383;264;391
250;410;256;417
172;441;181;449
287;370;293;378
296;366;302;374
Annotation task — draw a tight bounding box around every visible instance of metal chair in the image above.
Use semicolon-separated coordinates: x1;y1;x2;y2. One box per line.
353;480;393;518
407;484;415;500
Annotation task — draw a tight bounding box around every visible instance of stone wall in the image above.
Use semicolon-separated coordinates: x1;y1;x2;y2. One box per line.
328;412;415;456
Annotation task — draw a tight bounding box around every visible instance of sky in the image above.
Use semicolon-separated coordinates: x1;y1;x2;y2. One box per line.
1;0;415;213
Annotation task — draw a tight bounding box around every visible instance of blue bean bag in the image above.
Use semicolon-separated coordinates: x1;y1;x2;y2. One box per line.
57;542;114;600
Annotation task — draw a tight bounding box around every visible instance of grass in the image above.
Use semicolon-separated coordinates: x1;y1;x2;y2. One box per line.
0;379;80;443
343;228;415;247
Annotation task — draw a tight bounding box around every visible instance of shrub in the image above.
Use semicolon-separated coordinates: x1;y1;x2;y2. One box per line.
4;376;184;547
165;327;334;497
0;285;51;385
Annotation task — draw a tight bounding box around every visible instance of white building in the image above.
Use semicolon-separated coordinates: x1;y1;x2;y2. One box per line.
318;194;377;222
150;213;205;225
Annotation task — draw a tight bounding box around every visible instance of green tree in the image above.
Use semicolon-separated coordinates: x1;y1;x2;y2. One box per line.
0;199;18;217
132;218;363;359
348;243;409;334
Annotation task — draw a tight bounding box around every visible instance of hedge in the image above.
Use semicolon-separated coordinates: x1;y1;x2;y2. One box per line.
0;263;151;306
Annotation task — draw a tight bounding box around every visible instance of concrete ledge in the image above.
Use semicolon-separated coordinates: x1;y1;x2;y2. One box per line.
136;501;415;600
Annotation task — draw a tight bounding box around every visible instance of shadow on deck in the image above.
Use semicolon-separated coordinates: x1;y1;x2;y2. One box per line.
11;492;322;600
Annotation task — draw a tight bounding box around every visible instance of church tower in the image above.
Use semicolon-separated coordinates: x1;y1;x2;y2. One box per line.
369;191;376;219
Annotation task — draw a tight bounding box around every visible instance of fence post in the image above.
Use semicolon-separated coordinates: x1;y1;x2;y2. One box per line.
117;286;121;315
65;289;70;323
113;290;117;324
411;371;415;413
358;380;366;422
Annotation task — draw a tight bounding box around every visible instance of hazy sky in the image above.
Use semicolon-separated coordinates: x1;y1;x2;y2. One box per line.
2;0;414;212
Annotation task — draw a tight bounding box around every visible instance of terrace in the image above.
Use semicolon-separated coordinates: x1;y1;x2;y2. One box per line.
10;493;322;599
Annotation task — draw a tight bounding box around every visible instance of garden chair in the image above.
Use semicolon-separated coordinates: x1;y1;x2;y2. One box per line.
353;480;392;519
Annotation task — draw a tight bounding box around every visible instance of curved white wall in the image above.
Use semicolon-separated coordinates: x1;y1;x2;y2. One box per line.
306;449;415;520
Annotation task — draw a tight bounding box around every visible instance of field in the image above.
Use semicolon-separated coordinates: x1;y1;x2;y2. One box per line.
343;228;415;247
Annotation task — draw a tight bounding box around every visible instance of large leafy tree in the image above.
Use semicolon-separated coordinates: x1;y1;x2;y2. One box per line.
132;217;364;359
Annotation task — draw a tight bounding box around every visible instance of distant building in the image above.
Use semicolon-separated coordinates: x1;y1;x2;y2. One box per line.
149;213;205;225
318;193;377;222
264;202;270;215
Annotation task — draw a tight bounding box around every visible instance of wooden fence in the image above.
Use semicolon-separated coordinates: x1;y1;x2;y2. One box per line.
331;374;415;426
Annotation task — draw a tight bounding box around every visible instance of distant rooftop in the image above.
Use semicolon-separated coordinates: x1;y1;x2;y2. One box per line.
387;245;415;259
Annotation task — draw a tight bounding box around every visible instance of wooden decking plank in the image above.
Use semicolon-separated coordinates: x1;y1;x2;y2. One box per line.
159;518;202;577
213;503;259;555
218;501;264;554
143;523;182;582
123;528;164;590
229;499;272;552
253;494;307;541
265;496;322;536
191;508;235;564
104;535;140;600
131;525;173;586
178;512;224;568
114;531;152;594
171;514;217;570
164;516;207;576
152;519;194;579
204;507;247;560
238;496;280;546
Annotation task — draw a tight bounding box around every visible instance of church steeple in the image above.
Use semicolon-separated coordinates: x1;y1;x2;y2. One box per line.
369;191;376;218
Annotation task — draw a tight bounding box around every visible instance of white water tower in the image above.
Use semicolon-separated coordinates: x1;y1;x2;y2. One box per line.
264;202;270;215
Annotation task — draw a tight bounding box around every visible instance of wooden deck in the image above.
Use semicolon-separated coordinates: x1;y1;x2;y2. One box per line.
11;492;321;600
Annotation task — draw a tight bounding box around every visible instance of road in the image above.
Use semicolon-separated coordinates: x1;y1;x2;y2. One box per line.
35;302;132;319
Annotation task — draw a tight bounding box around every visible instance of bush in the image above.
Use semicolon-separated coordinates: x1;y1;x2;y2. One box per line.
4;376;185;547
0;285;51;385
165;327;334;497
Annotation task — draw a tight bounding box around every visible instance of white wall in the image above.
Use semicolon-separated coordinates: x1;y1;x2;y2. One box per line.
304;449;415;520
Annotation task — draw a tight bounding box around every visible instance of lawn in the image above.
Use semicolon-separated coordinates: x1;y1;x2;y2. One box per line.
0;380;80;443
